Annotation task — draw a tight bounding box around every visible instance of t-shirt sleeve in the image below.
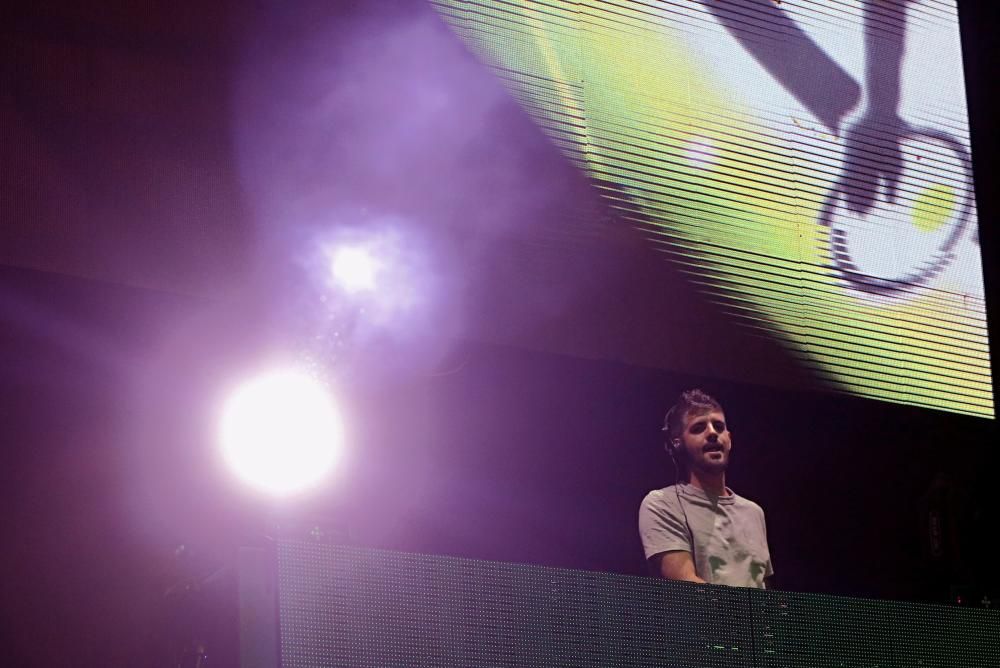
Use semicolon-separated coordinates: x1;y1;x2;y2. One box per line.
758;504;775;579
638;489;692;560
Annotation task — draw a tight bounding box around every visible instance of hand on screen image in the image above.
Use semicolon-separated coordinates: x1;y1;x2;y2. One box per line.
841;113;906;215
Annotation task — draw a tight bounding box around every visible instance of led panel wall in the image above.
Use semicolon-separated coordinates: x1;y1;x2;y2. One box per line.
276;540;1000;667
430;0;992;417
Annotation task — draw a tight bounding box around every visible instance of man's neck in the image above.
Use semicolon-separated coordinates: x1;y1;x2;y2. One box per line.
688;471;728;497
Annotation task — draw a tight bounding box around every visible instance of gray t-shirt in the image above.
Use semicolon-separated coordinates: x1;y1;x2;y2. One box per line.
639;483;773;588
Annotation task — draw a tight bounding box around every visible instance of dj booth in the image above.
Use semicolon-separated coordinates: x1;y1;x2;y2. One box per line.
238;541;999;667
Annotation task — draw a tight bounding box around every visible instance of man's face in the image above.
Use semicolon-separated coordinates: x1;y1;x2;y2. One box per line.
677;408;731;475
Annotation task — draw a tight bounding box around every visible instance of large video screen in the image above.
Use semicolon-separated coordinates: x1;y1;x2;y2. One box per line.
431;0;991;417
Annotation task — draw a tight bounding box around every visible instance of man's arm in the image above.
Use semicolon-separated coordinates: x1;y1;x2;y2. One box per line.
639;490;704;581
842;0;909;214
649;550;707;584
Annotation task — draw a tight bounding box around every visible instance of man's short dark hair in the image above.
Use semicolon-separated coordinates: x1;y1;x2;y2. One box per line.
663;388;723;442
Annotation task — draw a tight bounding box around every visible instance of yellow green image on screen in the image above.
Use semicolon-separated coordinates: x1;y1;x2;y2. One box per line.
432;0;992;417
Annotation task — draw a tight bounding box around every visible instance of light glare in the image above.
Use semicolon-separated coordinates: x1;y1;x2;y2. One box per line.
331;246;378;293
220;369;343;496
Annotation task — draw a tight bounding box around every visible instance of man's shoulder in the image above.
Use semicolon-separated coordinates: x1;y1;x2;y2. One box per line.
641;485;683;509
730;491;766;516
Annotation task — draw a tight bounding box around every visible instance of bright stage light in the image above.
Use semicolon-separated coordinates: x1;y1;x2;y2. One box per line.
219;369;344;497
331;246;378;293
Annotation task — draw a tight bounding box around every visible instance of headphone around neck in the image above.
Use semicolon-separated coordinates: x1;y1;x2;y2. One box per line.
661;404;697;572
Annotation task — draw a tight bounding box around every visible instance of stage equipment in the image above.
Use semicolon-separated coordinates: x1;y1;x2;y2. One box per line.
237;540;1000;667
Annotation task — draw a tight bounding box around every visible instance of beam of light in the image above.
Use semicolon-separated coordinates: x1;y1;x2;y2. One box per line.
331;246;378;294
219;368;344;497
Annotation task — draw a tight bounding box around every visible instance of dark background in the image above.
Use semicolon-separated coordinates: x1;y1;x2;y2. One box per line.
2;1;998;665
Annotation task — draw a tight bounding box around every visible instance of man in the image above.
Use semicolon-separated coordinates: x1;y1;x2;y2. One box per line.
638;389;773;587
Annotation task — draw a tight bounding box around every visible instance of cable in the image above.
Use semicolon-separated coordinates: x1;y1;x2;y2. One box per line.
668;450;698;573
